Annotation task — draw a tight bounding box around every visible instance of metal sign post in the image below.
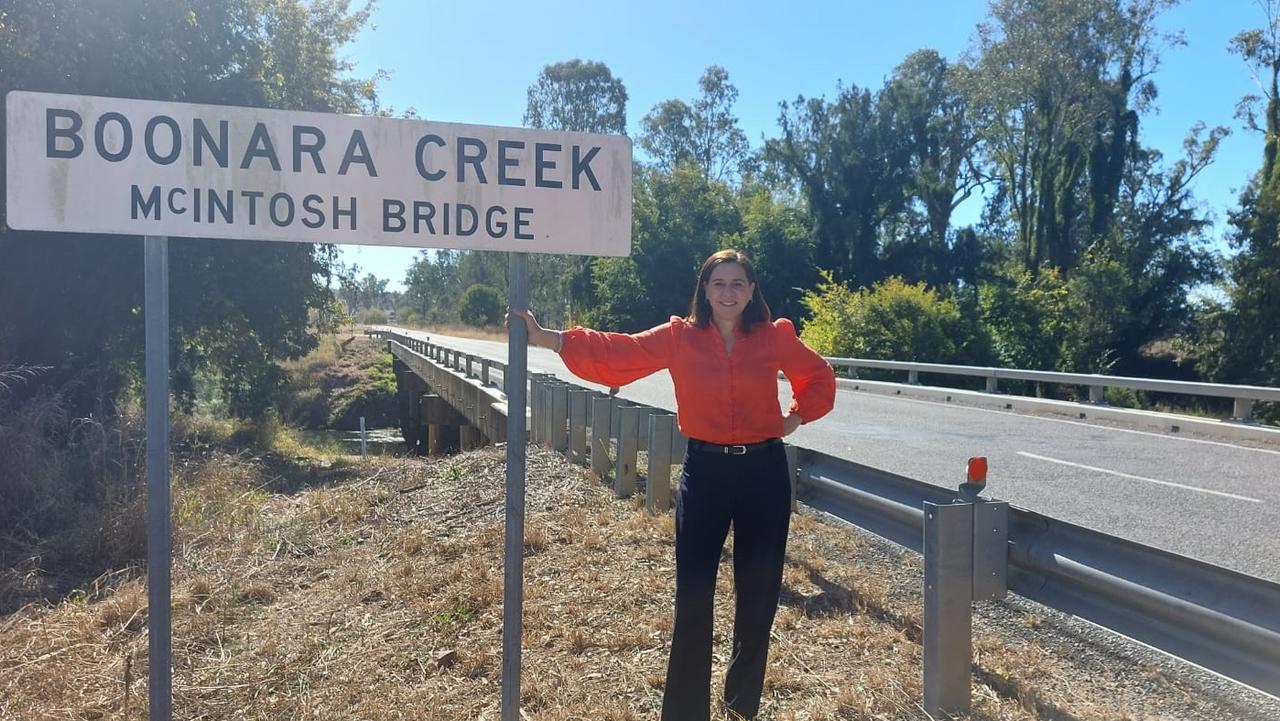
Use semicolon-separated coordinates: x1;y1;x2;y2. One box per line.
501;253;529;721
144;235;172;721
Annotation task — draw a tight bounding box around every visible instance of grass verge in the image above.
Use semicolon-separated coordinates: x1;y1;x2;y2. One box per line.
1;443;1250;720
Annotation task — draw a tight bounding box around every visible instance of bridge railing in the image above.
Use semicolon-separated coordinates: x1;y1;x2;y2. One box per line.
369;326;1280;423
367;328;1280;705
826;357;1280;423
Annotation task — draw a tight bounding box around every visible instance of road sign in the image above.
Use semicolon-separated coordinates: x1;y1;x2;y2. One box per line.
5;90;632;255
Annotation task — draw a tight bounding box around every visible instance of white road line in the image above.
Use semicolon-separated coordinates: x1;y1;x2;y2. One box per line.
1017;451;1264;504
852;390;1280;457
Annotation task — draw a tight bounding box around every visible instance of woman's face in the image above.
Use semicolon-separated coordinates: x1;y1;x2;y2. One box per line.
703;261;755;326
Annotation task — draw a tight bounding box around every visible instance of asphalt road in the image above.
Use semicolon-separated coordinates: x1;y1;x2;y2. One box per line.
391;328;1280;584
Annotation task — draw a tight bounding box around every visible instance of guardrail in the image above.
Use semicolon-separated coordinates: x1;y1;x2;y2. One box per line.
796;452;1280;699
826;357;1280;423
368;328;1280;710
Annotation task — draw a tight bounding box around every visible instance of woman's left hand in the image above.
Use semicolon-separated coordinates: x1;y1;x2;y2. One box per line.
782;413;803;437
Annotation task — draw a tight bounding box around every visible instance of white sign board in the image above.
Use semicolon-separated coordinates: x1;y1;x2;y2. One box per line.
5;91;632;255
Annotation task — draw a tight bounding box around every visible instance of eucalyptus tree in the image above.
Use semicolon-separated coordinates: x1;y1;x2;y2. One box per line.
879;50;983;286
523;58;628;135
640;65;755;183
1194;0;1280;401
966;0;1177;275
520;59;629;326
767;47;987;290
404;250;463;324
768;83;905;287
1063;124;1223;373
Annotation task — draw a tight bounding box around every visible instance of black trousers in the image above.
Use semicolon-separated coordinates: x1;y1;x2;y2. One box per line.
661;442;792;721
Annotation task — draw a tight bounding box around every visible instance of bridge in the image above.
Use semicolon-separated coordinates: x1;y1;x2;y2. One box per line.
370;325;1280;709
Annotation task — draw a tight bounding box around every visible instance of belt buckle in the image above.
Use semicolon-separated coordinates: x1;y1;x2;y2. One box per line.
728;444;747;455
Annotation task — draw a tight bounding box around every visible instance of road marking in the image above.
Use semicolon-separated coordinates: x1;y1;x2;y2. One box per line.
1017;451;1264;503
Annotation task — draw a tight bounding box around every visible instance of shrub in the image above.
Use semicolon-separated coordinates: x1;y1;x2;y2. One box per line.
357;308;388;325
396;306;423;326
459;284;505;327
977;268;1070;371
799;273;966;363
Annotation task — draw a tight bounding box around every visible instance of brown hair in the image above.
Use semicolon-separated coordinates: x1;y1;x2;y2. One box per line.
687;249;772;332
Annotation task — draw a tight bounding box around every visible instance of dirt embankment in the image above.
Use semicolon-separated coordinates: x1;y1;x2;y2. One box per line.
2;441;1271;721
282;333;399;431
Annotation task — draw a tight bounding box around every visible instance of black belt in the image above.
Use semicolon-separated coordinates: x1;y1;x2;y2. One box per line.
687;438;782;455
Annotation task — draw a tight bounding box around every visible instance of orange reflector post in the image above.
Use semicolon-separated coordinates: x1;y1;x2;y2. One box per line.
966;457;988;486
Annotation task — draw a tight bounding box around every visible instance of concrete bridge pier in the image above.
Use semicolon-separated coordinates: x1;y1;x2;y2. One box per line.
421;393;466;456
389;342;500;457
394;359;429;454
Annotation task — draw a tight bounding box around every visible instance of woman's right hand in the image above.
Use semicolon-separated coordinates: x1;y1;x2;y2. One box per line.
506;307;560;351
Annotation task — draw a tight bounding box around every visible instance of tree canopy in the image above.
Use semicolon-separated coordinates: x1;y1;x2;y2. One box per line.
0;0;379;417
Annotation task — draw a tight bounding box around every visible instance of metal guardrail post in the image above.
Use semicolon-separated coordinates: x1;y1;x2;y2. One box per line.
615;405;640;497
550;383;569;452
973;499;1010;601
529;377;544;445
493;362;506;395
541;376;559;444
634;406;654;452
923;502;972;715
1233;397;1254;423
568;389;590;465
609;393;626;439
540;383;557;449
922;460;1008;718
1089;384;1106;405
591;395;613;481
536;380;550;446
646;413;675;512
908;369;920;385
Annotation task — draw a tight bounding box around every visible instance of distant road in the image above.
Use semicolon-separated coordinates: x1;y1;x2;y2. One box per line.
388;328;1280;584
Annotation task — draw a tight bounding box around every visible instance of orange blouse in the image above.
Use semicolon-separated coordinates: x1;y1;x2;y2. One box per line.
559;316;836;445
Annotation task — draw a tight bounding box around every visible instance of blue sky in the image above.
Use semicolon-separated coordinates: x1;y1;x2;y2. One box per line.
337;0;1270;290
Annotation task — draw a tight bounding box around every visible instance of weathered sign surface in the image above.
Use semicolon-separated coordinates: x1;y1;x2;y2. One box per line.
5;91;632;255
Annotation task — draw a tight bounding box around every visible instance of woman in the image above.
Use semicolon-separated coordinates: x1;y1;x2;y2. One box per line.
511;249;835;720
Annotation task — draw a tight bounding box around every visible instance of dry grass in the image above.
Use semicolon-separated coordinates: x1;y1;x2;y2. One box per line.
0;445;1228;720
